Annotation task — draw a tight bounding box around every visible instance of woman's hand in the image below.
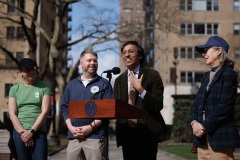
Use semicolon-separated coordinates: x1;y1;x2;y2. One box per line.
192;121;205;138
20;130;33;142
25;139;34;147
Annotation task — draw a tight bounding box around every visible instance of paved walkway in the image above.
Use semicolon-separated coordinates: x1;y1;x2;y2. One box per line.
48;138;187;160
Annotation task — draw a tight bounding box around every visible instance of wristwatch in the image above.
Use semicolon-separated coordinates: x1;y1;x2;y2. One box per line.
30;129;36;135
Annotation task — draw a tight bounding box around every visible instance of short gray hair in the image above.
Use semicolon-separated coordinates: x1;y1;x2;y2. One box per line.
213;47;235;68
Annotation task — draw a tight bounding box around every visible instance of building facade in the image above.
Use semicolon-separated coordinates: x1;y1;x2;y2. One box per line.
0;1;68;124
120;0;240;124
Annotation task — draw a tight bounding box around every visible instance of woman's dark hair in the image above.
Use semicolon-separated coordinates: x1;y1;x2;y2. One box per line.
121;41;145;66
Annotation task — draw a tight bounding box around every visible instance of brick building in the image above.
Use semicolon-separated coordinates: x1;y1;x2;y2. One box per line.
0;1;69;124
120;0;240;124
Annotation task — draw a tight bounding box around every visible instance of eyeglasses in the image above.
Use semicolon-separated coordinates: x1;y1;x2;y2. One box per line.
121;49;137;56
22;66;37;73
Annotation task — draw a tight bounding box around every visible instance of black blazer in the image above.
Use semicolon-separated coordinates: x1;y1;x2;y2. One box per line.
113;67;166;146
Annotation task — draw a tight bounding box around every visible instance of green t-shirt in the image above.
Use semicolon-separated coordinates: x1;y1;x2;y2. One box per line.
9;80;52;131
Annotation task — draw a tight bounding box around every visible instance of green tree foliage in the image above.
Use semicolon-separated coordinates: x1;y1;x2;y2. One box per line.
172;98;194;143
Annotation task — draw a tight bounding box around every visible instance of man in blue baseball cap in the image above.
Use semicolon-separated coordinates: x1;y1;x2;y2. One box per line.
190;36;240;160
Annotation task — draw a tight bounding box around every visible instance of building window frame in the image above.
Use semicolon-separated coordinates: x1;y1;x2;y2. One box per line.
16;27;25;40
233;23;240;35
180;71;205;83
180;0;219;11
7;0;15;13
234;48;240;60
234;0;240;12
6;53;14;65
16;52;24;61
180;23;218;35
180;47;195;59
5;83;13;97
7;26;15;40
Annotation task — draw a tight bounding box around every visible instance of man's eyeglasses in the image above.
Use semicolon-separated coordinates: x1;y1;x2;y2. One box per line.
121;49;137;56
22;66;37;73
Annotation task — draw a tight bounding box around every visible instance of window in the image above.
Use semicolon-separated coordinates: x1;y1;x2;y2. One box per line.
234;48;240;59
195;24;205;34
7;26;15;40
180;47;194;59
193;0;206;11
17;27;24;40
180;23;218;35
180;0;219;11
211;0;219;10
207;24;218;34
6;54;14;65
234;23;240;35
234;0;240;11
187;24;193;34
17;0;25;10
180;0;192;10
16;52;24;61
181;72;193;83
123;1;131;12
181;71;204;83
5;83;13;97
149;14;154;22
7;0;15;13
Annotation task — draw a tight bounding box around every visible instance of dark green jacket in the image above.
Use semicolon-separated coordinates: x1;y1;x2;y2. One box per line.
190;65;240;150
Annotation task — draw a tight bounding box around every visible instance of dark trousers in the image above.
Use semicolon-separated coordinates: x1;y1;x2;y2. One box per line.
13;129;48;160
121;126;158;160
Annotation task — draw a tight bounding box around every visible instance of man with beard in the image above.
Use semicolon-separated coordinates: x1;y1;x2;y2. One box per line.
61;50;113;160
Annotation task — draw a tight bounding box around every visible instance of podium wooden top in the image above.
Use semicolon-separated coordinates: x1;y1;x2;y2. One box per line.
68;99;145;119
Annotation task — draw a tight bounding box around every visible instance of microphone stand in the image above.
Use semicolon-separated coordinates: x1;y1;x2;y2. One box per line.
104;72;112;160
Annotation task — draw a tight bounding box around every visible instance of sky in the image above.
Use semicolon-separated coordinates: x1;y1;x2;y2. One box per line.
68;0;120;83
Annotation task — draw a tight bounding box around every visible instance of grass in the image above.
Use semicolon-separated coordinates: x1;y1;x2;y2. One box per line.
159;144;197;160
159;144;240;160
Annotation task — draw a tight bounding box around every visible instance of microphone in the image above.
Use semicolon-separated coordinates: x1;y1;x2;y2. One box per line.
103;67;121;75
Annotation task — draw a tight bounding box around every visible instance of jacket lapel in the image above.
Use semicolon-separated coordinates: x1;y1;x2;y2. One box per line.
207;67;224;92
139;67;147;87
133;67;147;103
121;71;129;102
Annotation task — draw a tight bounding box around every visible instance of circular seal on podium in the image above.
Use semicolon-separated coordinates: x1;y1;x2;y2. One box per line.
85;101;97;117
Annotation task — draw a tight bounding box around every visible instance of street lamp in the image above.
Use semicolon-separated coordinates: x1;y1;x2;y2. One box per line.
173;51;179;95
50;46;60;146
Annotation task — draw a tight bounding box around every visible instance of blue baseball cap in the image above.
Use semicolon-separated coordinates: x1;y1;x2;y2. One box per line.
195;36;229;53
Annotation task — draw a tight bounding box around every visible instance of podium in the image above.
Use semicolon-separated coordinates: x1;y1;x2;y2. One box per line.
69;99;145;119
68;99;145;160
